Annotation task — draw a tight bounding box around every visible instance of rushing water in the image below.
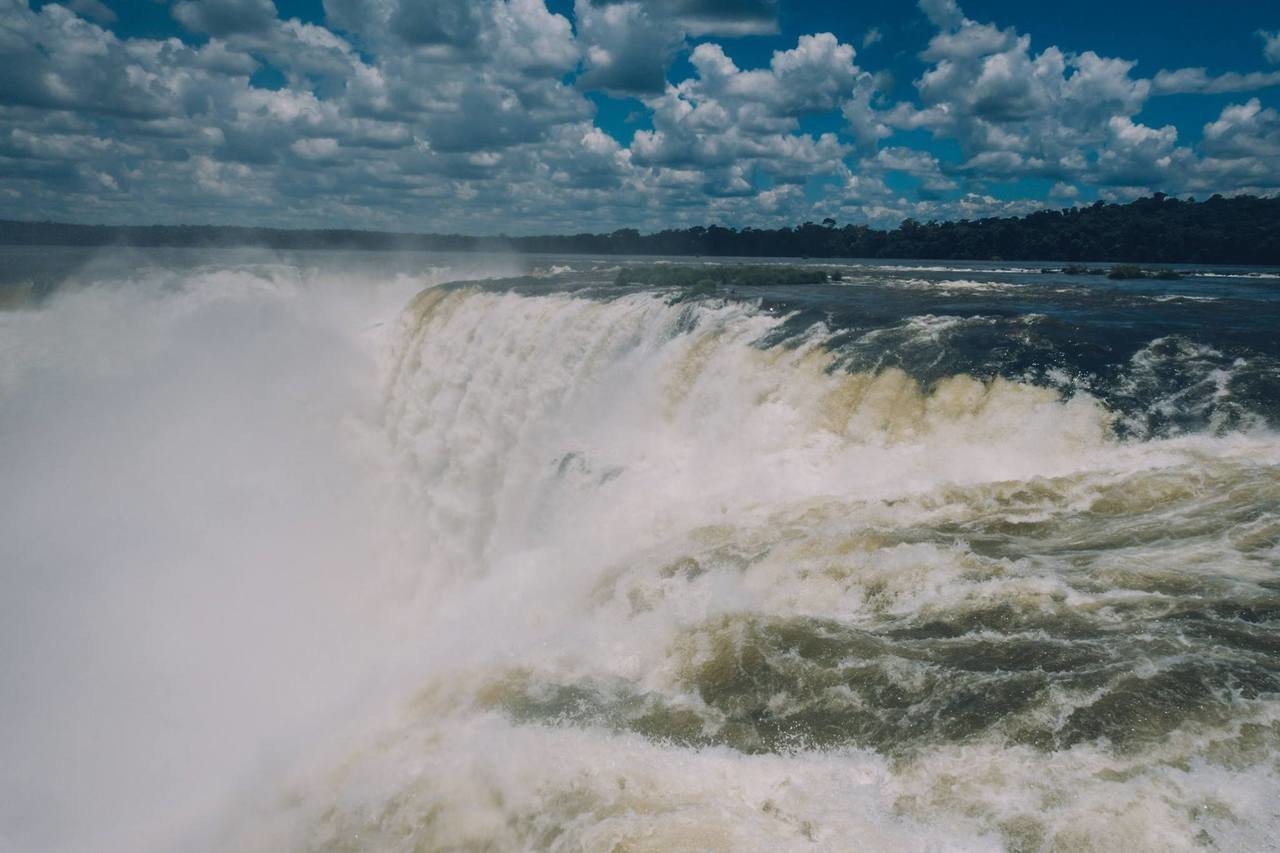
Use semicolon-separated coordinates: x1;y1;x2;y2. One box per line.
2;248;1279;852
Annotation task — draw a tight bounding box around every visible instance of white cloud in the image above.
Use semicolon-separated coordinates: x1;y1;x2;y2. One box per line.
629;33;859;181
918;0;963;30
1261;30;1280;64
867;146;956;196
1152;67;1280;95
672;0;778;36
65;0;115;24
1202;98;1280;159
880;0;1180;191
0;0;1276;232
390;0;485;48
573;0;782;96
1050;181;1079;199
290;136;341;161
667;32;860;128
491;0;580;75
173;0;280;37
902;8;1151;152
842;74;891;150
1093;116;1186;186
574;0;682;95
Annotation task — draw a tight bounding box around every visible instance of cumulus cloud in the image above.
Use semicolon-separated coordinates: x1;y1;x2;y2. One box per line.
66;0;115;24
0;0;1276;232
896;4;1152;172
630;33;859;182
0;3;258;120
868;146;956;196
918;0;963;30
173;0;280;37
1185;99;1280;190
1202;98;1280;159
574;0;682;95
846;0;1280;202
1050;181;1079;199
842;74;891;150
859;0;1280;199
693;33;859;115
390;0;485;48
1262;30;1280;64
573;0;781;96
1093;116;1188;186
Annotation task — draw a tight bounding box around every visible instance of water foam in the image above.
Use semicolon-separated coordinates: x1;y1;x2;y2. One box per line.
235;284;1280;851
5;264;1278;852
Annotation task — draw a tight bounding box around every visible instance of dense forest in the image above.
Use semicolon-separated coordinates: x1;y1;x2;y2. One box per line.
3;193;1279;264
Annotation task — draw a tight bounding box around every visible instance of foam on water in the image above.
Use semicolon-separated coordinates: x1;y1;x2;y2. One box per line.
2;255;1278;852
246;284;1278;851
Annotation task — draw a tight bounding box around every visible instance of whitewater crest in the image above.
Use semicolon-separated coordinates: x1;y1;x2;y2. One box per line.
216;282;1280;852
379;287;1114;571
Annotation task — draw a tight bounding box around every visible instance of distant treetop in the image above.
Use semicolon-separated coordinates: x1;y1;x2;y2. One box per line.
2;194;1278;265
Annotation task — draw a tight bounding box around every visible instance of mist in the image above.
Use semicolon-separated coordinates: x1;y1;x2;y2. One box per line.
0;250;520;852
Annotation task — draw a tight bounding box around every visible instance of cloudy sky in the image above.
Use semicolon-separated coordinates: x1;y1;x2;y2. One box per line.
2;0;1279;233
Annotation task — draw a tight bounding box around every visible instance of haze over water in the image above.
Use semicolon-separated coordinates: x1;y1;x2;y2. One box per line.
3;248;1280;851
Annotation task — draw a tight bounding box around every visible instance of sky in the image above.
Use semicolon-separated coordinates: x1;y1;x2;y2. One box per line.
1;0;1279;234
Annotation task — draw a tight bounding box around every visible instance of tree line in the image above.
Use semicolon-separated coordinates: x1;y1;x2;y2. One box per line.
3;193;1278;264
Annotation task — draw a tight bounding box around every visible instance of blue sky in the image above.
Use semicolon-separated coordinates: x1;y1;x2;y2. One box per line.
3;0;1279;232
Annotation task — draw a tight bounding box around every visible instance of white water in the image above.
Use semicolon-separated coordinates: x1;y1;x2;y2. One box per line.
0;254;512;852
3;254;1278;852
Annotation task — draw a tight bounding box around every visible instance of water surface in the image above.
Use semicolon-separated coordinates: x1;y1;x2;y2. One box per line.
2;249;1278;852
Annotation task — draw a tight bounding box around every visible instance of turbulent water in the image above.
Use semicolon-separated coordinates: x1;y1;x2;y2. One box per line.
3;248;1280;852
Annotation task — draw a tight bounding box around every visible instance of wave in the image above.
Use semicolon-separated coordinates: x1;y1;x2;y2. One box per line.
1150;294;1220;303
874;277;1028;294
1111;336;1279;437
1194;271;1280;280
842;264;1047;275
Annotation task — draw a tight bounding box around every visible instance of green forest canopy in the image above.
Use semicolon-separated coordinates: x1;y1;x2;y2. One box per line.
2;194;1278;265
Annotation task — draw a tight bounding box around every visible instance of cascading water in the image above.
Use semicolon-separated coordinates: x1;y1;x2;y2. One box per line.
3;250;1279;852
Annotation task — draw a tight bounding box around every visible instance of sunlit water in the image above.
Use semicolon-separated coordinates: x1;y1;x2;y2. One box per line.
2;248;1279;852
